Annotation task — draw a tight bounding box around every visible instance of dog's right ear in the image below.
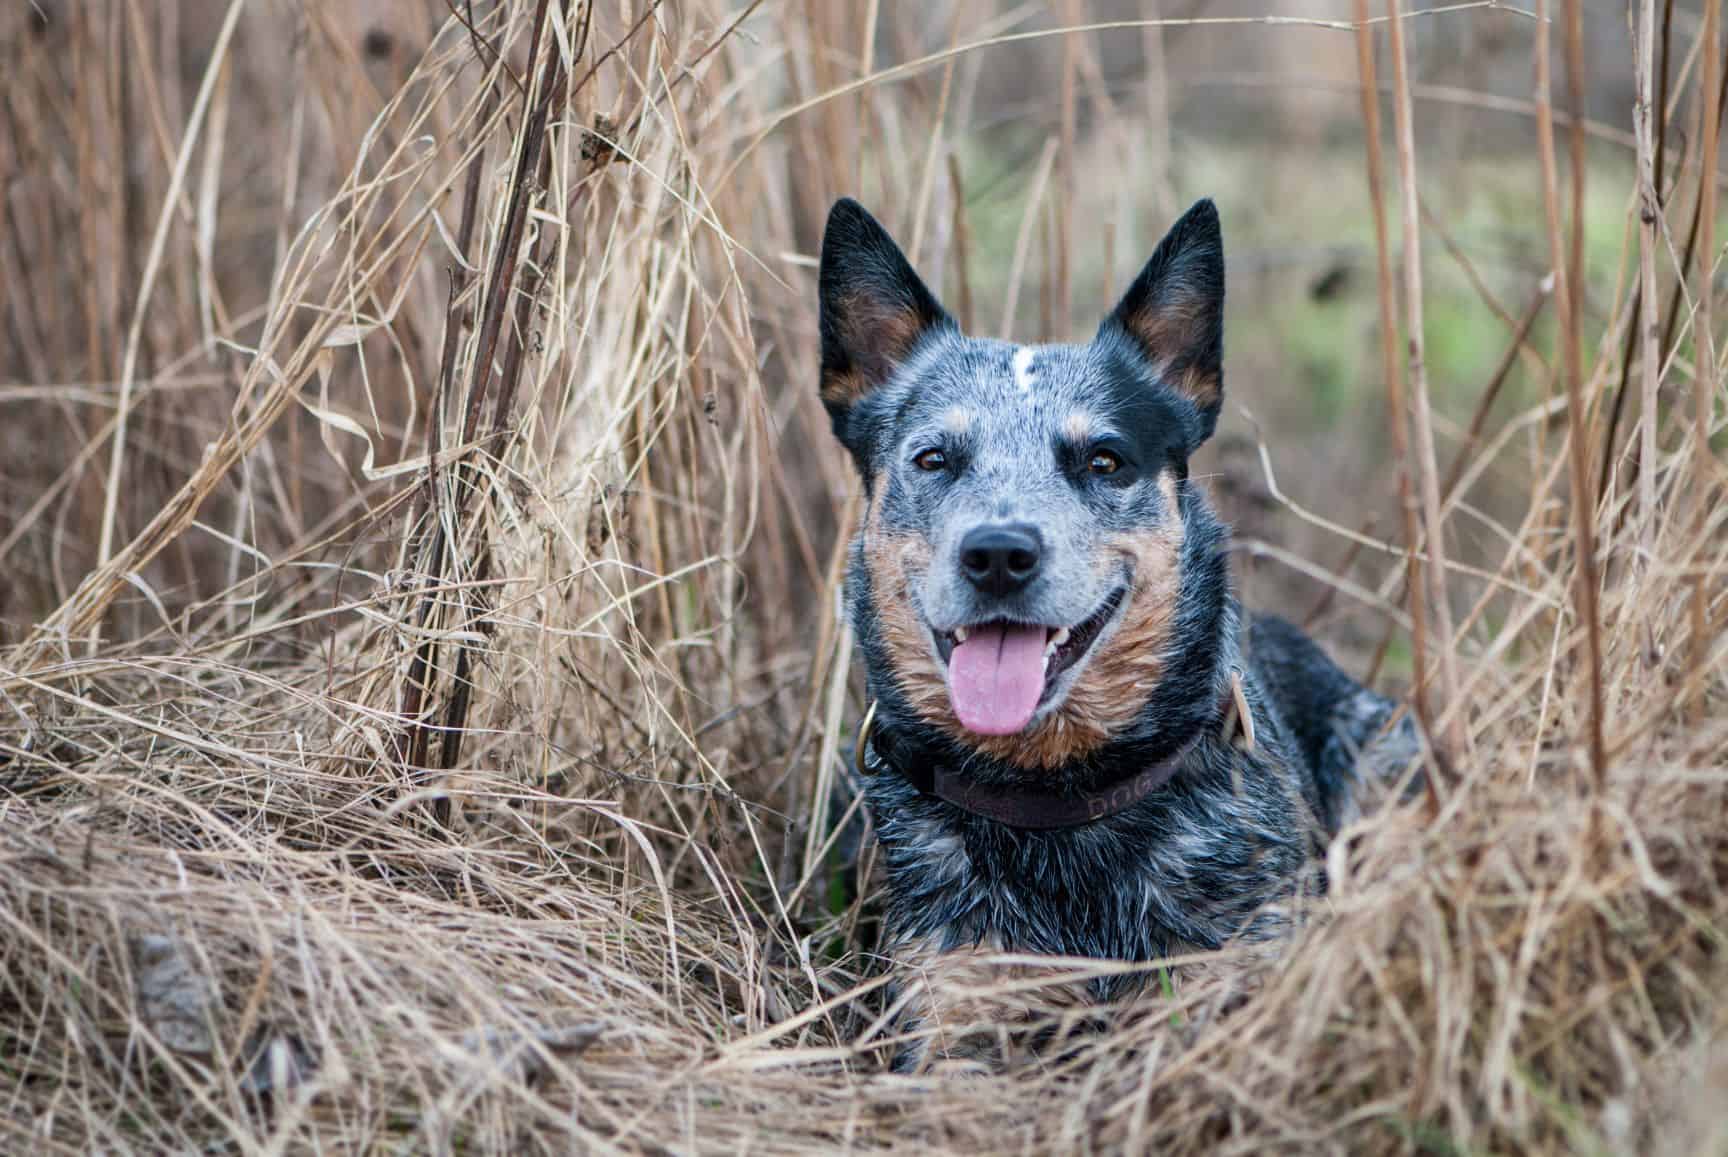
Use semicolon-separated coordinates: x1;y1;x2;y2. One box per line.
1102;198;1225;451
819;199;952;455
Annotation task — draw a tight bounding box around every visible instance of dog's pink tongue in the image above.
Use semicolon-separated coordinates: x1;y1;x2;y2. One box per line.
948;623;1048;735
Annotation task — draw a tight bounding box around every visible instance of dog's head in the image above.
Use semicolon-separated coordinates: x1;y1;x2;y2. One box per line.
821;198;1228;770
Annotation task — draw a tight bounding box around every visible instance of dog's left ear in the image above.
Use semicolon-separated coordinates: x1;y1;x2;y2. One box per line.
1102;198;1225;448
819;199;953;455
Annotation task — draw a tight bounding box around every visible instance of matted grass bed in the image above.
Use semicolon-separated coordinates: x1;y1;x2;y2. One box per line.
2;1;1724;1152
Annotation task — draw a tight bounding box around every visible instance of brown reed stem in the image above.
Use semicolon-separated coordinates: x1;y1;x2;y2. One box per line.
1631;0;1661;533
1535;0;1608;790
1386;0;1465;765
1613;43;1727;522
1690;0;1720;722
396;0;573;808
1056;0;1078;328
1567;0;1608;788
1355;0;1439;809
947;154;974;331
1364;280;1550;693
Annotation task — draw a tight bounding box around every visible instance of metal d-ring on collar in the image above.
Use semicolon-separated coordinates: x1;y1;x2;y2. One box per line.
852;671;1254;831
852;699;880;783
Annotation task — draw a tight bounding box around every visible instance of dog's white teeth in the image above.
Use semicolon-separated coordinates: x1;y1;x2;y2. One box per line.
1052;627;1071;649
954;626;969;643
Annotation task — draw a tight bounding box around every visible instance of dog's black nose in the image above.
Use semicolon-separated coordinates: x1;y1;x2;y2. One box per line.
958;524;1043;597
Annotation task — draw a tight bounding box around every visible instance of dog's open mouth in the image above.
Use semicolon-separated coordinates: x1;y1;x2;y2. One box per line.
931;586;1128;735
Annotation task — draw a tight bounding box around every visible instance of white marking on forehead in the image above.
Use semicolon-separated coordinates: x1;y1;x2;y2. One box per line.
1011;346;1038;394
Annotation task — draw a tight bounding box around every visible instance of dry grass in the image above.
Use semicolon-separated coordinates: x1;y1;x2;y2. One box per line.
2;1;1725;1152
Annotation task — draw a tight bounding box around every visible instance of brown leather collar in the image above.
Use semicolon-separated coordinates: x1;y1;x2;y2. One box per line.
857;674;1253;831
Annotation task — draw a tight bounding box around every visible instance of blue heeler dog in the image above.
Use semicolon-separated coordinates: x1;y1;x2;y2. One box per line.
817;196;1421;1070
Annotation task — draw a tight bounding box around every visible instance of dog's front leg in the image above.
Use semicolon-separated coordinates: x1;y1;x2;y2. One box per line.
884;934;1086;1074
886;934;1012;1074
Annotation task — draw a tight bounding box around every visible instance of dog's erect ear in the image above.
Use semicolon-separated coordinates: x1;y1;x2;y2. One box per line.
1103;198;1225;447
819;199;952;450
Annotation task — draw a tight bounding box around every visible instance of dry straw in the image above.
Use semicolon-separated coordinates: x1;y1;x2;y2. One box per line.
2;1;1724;1152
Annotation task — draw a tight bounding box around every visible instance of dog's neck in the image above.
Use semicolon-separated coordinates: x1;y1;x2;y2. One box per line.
860;669;1250;829
862;596;1244;822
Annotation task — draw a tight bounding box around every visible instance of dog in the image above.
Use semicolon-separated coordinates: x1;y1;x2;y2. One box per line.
816;196;1422;1071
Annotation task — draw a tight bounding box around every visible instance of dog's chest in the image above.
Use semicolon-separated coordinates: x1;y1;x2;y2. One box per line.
868;763;1314;964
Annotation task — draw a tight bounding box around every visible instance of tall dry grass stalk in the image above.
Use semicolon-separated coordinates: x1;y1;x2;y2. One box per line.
1384;0;1466;770
2;1;1725;1152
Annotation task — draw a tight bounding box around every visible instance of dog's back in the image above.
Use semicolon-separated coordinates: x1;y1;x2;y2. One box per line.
1246;613;1422;833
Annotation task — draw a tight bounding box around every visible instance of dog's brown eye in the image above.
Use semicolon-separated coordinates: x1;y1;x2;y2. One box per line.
1089;450;1121;475
914;448;947;472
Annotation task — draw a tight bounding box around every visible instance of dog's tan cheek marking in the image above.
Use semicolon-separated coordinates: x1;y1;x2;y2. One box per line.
863;502;950;728
1073;473;1186;728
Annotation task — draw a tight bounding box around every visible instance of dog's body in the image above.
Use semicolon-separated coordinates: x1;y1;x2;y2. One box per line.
817;198;1419;1068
